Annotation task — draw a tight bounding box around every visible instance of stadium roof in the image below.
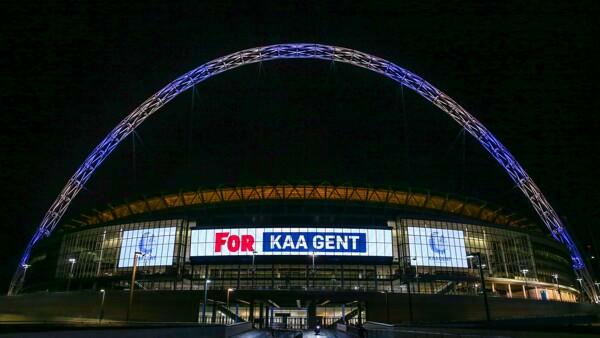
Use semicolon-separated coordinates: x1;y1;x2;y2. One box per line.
62;184;539;233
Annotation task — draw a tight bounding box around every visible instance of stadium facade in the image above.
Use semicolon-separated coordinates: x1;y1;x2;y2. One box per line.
20;184;584;327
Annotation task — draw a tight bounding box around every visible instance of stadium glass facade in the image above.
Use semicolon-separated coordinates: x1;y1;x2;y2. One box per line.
54;218;579;300
22;186;582;326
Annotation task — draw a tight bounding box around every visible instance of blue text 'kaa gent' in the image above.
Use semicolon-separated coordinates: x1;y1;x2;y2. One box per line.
262;232;367;252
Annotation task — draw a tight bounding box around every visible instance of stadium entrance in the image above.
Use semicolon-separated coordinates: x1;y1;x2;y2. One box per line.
198;290;366;330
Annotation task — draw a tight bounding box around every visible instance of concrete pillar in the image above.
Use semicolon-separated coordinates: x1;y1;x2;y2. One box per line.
264;305;269;328
249;300;255;328
211;301;217;323
307;301;316;328
522;285;527;299
358;302;363;325
259;302;264;328
508;283;512;298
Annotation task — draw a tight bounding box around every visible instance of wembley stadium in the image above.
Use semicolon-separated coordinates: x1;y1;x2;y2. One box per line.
3;44;599;329
7;184;593;327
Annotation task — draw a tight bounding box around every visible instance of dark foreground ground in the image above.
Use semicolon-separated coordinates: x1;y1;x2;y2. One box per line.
1;322;600;338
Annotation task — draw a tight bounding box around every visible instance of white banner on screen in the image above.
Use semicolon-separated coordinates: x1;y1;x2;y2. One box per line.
190;227;393;258
118;227;176;267
407;226;468;268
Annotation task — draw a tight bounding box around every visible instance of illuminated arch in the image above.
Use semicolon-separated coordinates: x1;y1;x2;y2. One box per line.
9;44;597;301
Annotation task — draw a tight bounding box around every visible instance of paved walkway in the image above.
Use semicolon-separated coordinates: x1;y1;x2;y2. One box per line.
231;329;272;338
300;329;337;337
232;328;340;338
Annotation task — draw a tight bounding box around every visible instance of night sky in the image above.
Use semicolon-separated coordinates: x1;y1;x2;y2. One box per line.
2;2;599;292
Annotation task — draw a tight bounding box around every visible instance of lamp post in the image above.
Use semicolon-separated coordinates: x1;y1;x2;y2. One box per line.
411;257;419;293
67;258;76;291
98;289;106;324
403;257;414;323
412;257;418;278
467;255;475;294
227;288;234;323
467;253;490;324
576;278;583;302
521;268;529;299
552;273;562;302
21;264;30;287
96;230;106;276
202;278;212;323
126;251;143;321
403;280;413;324
384;291;390;323
310;252;317;288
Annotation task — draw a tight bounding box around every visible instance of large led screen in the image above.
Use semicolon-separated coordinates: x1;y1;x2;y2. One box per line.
118;227;176;267
407;226;468;268
190;227;393;258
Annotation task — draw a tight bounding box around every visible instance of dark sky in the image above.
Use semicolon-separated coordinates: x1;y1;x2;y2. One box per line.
2;2;599;292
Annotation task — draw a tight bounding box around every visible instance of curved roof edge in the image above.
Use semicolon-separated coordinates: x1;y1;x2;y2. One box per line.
62;184;539;232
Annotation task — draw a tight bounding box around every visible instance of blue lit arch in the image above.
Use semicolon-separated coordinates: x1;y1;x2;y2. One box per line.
9;44;597;301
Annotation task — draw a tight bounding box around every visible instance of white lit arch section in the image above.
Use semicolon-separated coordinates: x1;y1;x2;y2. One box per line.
9;44;597;301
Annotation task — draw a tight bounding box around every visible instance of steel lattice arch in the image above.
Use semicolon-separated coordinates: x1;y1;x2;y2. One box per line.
8;43;598;302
